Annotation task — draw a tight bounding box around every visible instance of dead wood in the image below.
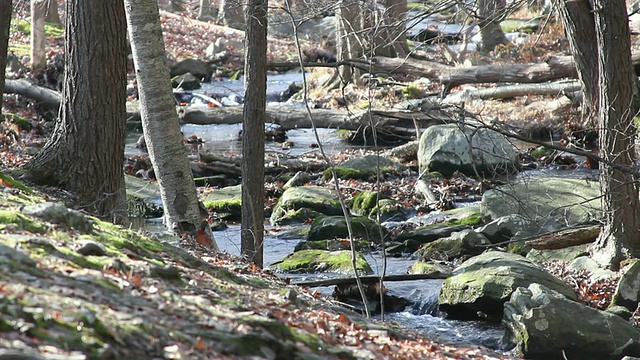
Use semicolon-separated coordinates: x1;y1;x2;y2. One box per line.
525;225;600;250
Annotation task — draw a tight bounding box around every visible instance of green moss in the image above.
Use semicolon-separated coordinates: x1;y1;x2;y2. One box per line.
530;146;554;158
294;239;370;252
3;113;32;131
323;167;372;181
352;191;380;215
422;171;443;179
0;209;48;232
8;43;29;56
11;19;64;37
0;171;31;192
443;211;484;227
275;249;372;275
402;85;422;99
203;198;242;220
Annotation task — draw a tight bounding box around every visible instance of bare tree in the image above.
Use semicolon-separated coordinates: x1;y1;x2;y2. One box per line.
560;0;640;269
197;0;213;21
22;0;128;222
44;0;61;24
124;0;218;249
462;0;508;52
218;0;244;30
241;0;267;267
30;0;47;70
0;0;12;107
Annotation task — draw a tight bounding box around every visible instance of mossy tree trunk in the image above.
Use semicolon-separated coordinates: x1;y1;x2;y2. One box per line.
22;0;128;223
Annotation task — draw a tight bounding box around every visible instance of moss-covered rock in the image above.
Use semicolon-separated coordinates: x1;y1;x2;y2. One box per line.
323;167;372;181
270;186;342;225
202;184;242;220
125;174;162;218
408;261;452;276
414;229;489;262
275;208;323;226
272;249;373;275
294;238;370;252
307;215;387;243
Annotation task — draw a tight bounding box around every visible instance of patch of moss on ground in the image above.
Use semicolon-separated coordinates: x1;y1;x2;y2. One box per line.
0;209;48;233
12;19;64;37
0;171;31;192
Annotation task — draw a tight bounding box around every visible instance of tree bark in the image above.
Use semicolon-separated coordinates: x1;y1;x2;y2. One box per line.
241;0;267;267
0;0;12;106
474;0;508;52
124;0;218;249
557;0;599;125
44;0;62;24
30;0;47;70
22;0;128;222
197;0;212;21
525;225;600;250
332;0;364;87
589;0;640;270
218;0;245;30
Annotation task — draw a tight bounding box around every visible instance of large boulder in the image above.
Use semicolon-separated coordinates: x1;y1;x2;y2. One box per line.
169;58;213;82
438;251;576;320
503;283;640;360
271;249;373;275
417;124;518;177
610;260;640;313
307;215;387;243
414;229;490;262
270;186;342;225
481;177;600;232
202;185;242;220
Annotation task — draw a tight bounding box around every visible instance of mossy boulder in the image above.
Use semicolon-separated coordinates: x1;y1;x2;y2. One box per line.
272;249;373;275
323;155;393;181
407;261;452;277
270;186;342;225
282;171;311;190
351;191;406;221
202;185;242;220
275;208;323;226
418;124;518;177
414;229;489;262
438;251;577;320
294;238;370;252
307;215;387;243
125;175;162;218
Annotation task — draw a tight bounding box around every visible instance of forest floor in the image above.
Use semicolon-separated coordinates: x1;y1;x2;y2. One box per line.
0;3;626;359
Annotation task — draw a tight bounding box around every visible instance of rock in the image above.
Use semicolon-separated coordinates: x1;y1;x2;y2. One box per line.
294;238;370;252
75;240;107;257
351;191;406;222
385;239;423;255
307;215;387;243
201;185;242;220
339;154;390;170
414;229;490;263
271;249;373;275
125;175;163;218
526;244;588;262
269;186;342;226
169;58;213;82
417;124;518;177
205;38;227;60
503;283;640;360
610;260;640;313
276;208;323;226
282;171;311;190
438;251;577;320
0;243;36;267
151;265;182;280
476;214;532;244
407;261;452;277
568;256;617;283
171;72;201;90
394;224;472;244
481;177;600;232
22;202;94;233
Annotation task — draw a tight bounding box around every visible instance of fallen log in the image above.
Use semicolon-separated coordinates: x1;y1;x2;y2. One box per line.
442;81;581;104
525;225;600;250
4;79;61;110
293;272;450;288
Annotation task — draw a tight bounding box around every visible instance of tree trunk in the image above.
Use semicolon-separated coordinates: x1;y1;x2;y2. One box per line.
331;0;364;87
30;0;47;70
44;0;61;24
22;0;128;222
384;0;409;57
590;0;640;270
241;0;267;267
0;0;12;106
475;0;508;52
197;0;212;21
124;0;218;249
557;0;599;125
218;0;245;30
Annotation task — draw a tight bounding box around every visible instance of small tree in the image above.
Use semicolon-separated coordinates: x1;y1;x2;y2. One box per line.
0;0;12;102
30;0;47;70
241;0;267;267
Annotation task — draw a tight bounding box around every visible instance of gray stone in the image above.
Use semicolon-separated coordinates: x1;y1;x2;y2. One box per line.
526;244;589;262
503;283;640;360
438;251;576;320
307;215;386;243
339;154;389;171
481;177;600;232
22;202;94;233
568;256;617;283
417;124;518;177
282;171;311;190
611;260;640;313
201;185;242;220
169;58;213;82
171;72;201;90
270;186;342;225
414;229;490;262
75;240;107;257
476;214;532;243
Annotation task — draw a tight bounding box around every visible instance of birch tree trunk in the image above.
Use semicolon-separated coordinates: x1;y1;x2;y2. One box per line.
30;0;47;70
241;0;267;267
44;0;61;24
124;0;218;249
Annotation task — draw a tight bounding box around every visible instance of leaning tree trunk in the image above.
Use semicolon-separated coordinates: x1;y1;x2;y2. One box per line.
241;0;267;267
218;0;245;30
0;0;12;103
22;0;128;222
197;0;212;20
124;0;218;248
30;0;47;70
590;0;640;270
385;0;409;57
557;0;599;126
475;0;508;52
